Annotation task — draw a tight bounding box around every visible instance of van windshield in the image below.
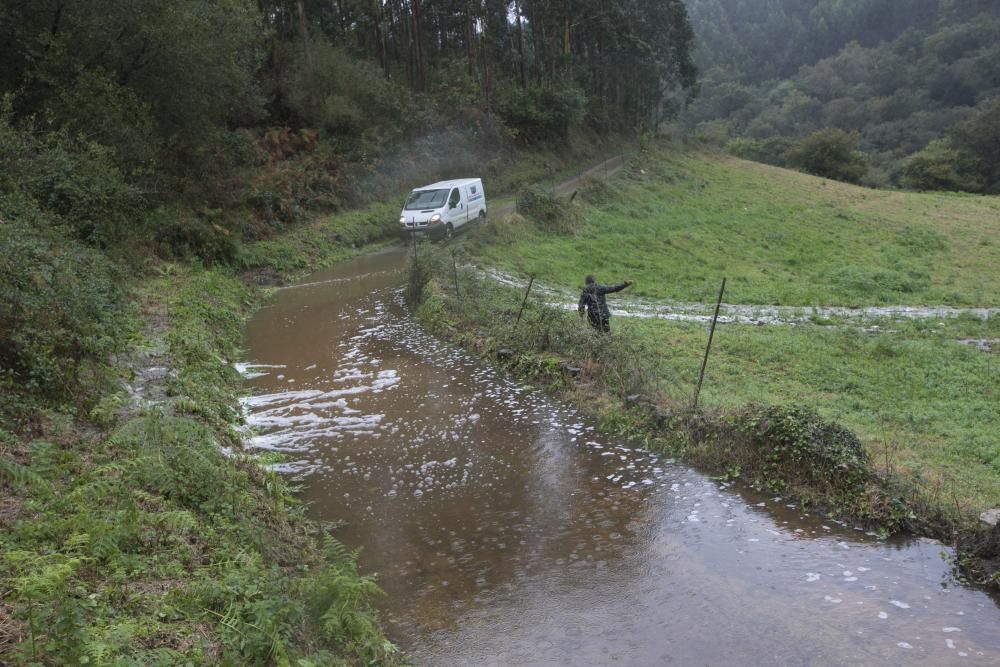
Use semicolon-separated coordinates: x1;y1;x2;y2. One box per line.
404;189;449;210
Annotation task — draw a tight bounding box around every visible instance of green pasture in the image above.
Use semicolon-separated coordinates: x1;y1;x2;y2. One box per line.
615;313;1000;511
473;152;1000;307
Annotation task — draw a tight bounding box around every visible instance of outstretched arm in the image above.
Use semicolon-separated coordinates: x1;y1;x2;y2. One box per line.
599;281;632;294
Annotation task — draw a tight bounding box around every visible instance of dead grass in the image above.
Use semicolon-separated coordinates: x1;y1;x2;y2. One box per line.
0;599;26;660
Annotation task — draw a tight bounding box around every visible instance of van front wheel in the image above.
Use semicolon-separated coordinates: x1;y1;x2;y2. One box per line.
444;223;454;241
478;211;486;223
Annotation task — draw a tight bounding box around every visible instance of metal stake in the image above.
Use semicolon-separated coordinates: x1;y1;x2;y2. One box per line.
693;277;726;410
514;275;535;329
450;249;461;298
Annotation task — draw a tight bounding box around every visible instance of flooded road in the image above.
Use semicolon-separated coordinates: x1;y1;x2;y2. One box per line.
242;248;1000;665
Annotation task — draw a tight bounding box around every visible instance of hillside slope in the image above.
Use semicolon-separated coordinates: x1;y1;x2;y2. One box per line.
472;151;1000;307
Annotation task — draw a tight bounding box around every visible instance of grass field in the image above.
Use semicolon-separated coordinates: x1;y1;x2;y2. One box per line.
616;315;1000;510
461;147;1000;512
472;151;1000;307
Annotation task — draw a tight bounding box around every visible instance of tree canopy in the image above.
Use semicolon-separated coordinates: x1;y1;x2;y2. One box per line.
680;0;1000;191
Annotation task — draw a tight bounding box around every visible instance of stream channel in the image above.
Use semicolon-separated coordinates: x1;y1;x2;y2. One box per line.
241;247;1000;665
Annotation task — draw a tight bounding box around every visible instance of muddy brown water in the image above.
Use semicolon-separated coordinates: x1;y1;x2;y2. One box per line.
241;247;1000;665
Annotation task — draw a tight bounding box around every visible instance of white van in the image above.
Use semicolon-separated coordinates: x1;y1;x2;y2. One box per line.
399;178;486;240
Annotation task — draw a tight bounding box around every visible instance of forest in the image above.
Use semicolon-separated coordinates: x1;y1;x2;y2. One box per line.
0;0;696;422
680;0;1000;191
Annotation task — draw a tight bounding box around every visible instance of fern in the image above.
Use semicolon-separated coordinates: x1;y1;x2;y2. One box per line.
0;456;51;495
320;533;353;566
28;440;57;479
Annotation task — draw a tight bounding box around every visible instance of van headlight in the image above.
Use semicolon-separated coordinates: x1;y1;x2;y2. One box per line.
430;213;441;224
399;216;406;225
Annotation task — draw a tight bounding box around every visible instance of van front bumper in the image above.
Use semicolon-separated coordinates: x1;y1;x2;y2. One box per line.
400;223;446;239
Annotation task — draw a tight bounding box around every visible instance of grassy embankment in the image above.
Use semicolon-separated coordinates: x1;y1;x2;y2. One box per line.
1;263;400;664
409;146;1000;589
0;139;625;663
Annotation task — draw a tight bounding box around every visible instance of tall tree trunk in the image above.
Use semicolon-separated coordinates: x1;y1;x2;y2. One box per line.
412;0;426;91
296;0;310;68
527;0;541;84
514;0;527;88
465;13;475;79
370;0;389;78
562;0;570;75
481;24;492;109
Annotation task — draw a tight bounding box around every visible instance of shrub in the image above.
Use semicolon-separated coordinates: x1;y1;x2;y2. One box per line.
725;136;792;166
516;186;581;234
577;176;619;205
0;108;142;248
785;128;867;183
899;139;967;191
494;84;588;141
150;208;240;265
0;215;133;415
282;37;411;139
688;404;874;499
949;96;1000;193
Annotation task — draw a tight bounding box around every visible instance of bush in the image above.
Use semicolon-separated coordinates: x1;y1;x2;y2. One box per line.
949;96;1000;193
0;215;133;414
689;404;874;499
494;84;588;141
240;139;351;239
516;186;581;234
0;108;142;247
150;208;240;265
577;176;619;205
725;136;792;166
899;139;968;191
282;37;411;139
785;128;867;183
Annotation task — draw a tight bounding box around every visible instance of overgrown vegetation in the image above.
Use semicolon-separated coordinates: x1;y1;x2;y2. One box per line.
515;186;582;235
0;266;400;664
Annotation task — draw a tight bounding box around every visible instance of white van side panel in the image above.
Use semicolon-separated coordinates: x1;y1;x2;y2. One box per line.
465;180;486;221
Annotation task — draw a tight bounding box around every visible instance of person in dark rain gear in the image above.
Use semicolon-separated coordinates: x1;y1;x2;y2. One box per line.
578;275;632;332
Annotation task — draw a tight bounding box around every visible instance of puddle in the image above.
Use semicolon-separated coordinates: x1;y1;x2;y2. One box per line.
481;267;1000;325
242;248;1000;665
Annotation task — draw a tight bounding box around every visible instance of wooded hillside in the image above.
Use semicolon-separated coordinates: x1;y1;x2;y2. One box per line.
0;0;696;423
680;0;1000;192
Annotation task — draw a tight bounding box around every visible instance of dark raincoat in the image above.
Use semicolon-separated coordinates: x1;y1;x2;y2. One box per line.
578;281;629;332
